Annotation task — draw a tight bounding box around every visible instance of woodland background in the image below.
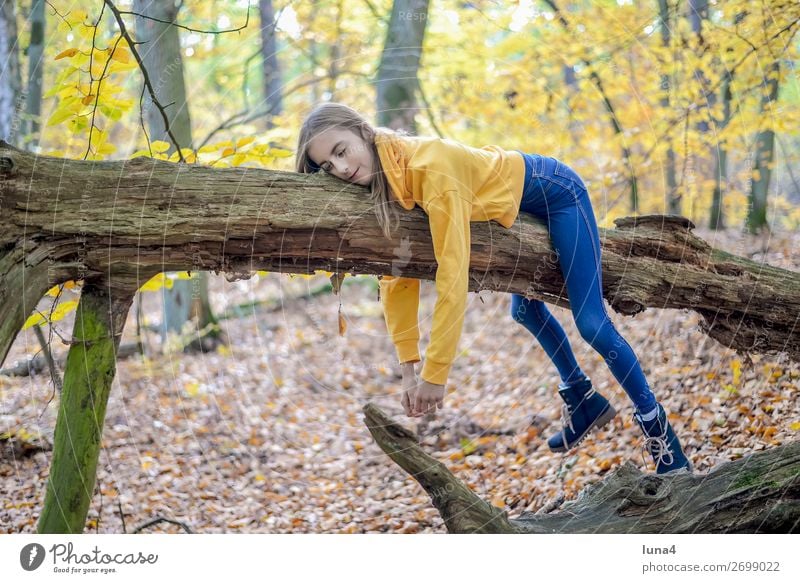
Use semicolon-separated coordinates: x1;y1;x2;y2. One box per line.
0;0;798;533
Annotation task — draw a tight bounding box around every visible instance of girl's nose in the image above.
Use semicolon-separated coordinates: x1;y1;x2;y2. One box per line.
331;159;348;177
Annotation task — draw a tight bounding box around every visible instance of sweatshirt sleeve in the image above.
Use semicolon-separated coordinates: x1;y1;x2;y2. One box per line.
420;189;472;386
379;275;421;364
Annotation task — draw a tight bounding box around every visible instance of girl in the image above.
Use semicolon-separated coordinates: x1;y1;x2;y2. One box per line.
296;102;692;475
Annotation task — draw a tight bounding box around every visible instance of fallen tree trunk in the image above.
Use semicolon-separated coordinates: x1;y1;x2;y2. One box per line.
2;142;798;369
1;141;799;533
363;403;800;533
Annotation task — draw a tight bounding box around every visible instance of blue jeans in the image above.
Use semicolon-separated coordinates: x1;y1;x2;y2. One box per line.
510;152;657;413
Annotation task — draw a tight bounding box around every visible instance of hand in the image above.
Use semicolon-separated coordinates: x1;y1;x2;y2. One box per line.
400;364;445;417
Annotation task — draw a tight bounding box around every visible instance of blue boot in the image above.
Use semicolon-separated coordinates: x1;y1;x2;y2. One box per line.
547;377;617;453
634;403;692;474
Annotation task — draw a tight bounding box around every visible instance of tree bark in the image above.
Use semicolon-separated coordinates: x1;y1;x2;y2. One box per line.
1;142;799;371
363;403;800;533
0;0;22;145
37;282;135;533
259;0;283;122
375;0;430;131
134;0;195;340
24;0;46;148
747;60;780;234
658;0;679;215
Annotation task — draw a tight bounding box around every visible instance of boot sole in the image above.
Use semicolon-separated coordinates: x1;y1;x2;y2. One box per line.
548;403;618;453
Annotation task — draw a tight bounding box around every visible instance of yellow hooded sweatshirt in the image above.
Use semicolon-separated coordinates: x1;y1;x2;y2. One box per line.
374;129;526;386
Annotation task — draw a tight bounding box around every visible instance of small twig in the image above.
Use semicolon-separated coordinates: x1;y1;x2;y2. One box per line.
117;5;250;35
33;325;62;392
132;516;195;533
117;499;127;534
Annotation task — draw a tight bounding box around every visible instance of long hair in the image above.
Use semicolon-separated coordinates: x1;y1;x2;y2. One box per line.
295;102;403;240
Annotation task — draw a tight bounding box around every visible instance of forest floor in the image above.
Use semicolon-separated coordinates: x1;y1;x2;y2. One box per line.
2;227;799;533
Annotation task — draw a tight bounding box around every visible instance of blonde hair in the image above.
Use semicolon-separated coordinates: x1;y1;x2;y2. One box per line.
296;102;403;240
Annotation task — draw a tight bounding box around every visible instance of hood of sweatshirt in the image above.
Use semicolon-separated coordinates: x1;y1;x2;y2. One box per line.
373;128;416;210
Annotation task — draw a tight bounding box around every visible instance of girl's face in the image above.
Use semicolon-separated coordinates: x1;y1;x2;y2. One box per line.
307;127;375;186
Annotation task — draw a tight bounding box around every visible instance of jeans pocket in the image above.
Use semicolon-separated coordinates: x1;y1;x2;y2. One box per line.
553;159;587;192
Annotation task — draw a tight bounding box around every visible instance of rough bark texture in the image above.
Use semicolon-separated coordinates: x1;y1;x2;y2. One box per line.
364;403;800;533
1;142;799;370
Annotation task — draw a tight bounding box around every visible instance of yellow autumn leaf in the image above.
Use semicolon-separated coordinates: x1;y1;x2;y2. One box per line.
236;136;255;148
109;47;131;64
45;285;61;297
231;153;247;166
96;142;116;155
54;48;79;60
184;381;201;397
46;107;75;126
790;422;800;431
731;359;742;385
150;140;171;153
49;300;79;323
338;309;347;336
22;311;48;330
269;147;294;158
139;273;174;292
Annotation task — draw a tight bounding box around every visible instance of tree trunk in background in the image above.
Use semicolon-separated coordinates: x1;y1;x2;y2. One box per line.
134;0;219;349
709;11;746;230
747;60;780;234
24;0;45;148
687;0;712;221
376;0;430;131
0;0;22;145
259;0;283;125
709;66;733;230
658;0;679;215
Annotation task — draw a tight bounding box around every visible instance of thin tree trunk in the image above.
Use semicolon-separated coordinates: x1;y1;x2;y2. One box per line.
709;69;732;230
37;282;135;533
0;0;22;145
659;0;679;215
259;0;283;125
747;60;780;234
24;0;45;148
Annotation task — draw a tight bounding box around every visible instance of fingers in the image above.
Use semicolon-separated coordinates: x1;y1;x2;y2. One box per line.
401;389;412;416
412;394;433;417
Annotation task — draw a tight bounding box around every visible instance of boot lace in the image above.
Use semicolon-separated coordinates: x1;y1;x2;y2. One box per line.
641;425;674;468
558;385;597;447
